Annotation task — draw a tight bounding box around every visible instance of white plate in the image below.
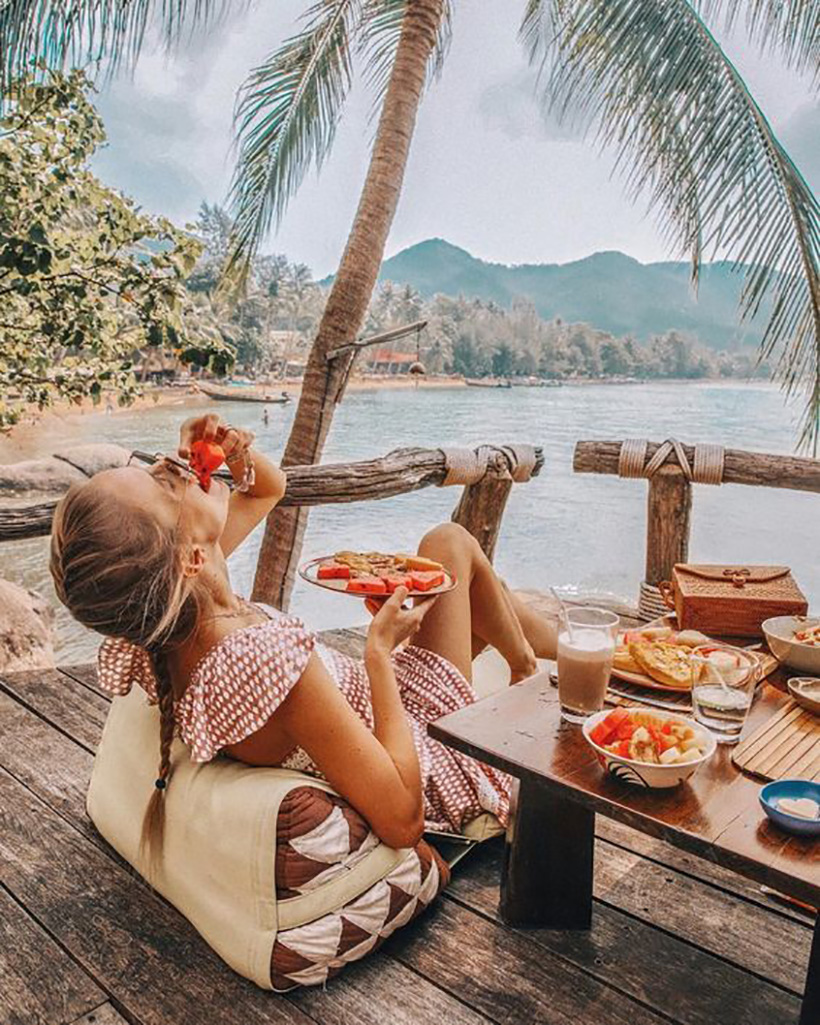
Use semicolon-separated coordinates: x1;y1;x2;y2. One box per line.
299;555;457;598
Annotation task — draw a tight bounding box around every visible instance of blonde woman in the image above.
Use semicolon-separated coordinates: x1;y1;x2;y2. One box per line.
51;413;555;862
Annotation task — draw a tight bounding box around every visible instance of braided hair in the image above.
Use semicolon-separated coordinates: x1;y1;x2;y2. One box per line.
50;476;204;880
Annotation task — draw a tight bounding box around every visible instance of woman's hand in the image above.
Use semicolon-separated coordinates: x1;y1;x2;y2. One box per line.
366;588;438;658
177;413;255;464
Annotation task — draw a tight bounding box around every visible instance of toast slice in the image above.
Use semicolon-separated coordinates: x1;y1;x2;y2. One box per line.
628;640;693;688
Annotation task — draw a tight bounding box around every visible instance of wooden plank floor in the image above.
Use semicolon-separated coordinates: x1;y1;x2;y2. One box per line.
1;643;813;1025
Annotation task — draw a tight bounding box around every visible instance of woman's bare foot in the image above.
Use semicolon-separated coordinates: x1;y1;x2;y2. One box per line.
508;647;538;685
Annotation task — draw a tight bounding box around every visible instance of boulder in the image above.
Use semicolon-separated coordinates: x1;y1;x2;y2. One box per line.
0;579;56;672
0;444;130;494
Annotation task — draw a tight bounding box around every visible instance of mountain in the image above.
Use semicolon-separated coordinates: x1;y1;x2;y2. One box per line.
376;239;761;349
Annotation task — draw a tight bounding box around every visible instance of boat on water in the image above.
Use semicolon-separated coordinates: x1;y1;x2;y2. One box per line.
465;378;512;389
197;382;292;404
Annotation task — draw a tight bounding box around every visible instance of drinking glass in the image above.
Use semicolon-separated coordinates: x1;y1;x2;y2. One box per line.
557;607;619;723
690;644;759;744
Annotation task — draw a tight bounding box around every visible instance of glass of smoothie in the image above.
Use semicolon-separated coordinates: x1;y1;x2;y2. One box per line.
557;607;620;723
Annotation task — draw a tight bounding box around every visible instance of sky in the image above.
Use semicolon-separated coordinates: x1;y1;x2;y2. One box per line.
91;1;820;279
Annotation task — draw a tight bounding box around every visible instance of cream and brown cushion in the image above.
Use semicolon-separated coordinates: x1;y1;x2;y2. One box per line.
87;686;448;991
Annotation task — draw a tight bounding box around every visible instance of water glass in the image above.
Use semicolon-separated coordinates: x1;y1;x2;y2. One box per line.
557;607;620;724
690;644;759;743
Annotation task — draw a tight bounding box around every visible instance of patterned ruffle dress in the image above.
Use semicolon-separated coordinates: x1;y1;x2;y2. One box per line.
97;602;511;834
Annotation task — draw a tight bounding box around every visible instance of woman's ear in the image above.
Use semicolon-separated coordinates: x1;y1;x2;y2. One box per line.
182;545;207;579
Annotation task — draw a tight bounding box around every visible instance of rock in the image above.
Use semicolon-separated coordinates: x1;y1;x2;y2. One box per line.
0;579;56;672
0;443;130;494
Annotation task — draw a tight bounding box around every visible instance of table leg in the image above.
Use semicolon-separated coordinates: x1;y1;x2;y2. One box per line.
799;914;820;1025
499;777;595;929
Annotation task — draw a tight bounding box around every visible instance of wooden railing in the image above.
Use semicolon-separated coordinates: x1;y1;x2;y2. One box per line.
573;439;820;609
0;445;544;560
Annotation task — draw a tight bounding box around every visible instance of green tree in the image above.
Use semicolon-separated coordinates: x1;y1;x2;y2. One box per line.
492;342;515;378
0;69;230;428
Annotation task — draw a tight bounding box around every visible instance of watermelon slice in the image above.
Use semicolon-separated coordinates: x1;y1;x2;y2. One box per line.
347;576;388;595
409;570;445;592
317;561;350;580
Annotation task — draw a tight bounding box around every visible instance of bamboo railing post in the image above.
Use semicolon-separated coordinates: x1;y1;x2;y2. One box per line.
645;466;692;587
451;451;514;562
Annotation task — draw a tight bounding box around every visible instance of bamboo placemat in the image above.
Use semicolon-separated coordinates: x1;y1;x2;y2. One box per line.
733;700;820;781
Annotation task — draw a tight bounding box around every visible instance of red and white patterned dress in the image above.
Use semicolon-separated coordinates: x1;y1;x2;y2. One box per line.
97;603;511;834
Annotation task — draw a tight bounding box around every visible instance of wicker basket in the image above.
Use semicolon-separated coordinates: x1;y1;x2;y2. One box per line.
658;564;808;638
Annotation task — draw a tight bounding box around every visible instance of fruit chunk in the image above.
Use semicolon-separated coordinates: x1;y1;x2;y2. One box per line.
347;576;387;595
404;554;445;572
380;573;412;594
409;570;445;591
317;561;351;580
189;440;225;491
589;707;629;746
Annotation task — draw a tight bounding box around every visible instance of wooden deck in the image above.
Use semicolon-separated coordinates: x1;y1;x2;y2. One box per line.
1;630;814;1025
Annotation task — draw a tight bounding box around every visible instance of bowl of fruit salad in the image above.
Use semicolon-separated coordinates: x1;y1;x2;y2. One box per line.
583;707;717;788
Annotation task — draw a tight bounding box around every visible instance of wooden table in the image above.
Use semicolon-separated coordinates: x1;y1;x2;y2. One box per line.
429;671;820;1025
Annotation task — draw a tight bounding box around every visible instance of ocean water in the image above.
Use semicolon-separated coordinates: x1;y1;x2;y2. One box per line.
1;380;815;663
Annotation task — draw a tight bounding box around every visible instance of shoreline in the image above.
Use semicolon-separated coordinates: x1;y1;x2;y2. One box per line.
0;374;776;461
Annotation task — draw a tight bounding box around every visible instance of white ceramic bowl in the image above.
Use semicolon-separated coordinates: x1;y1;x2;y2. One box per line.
762;616;820;675
582;708;717;789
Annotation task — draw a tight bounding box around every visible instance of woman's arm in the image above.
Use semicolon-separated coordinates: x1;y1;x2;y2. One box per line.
219;443;286;557
227;651;425;849
225;589;437;848
177;413;286;557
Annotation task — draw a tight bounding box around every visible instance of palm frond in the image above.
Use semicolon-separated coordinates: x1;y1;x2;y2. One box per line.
521;0;820;451
357;0;452;115
227;0;362;279
0;0;240;95
697;1;819;82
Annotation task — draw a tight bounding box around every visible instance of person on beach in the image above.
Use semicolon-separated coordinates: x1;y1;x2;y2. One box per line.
49;413;556;862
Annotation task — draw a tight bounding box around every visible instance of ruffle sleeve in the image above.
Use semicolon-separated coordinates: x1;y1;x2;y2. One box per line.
175;615;316;762
97;637;158;702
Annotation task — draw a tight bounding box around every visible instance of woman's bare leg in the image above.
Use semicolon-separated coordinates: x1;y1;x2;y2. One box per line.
411;523;538;684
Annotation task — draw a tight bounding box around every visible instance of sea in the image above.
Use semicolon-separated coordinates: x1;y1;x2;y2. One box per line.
1;380;816;664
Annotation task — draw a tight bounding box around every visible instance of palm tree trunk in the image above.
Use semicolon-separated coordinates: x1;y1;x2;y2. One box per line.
252;0;445;608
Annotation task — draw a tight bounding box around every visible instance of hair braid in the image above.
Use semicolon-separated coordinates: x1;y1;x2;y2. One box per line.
138;648;178;880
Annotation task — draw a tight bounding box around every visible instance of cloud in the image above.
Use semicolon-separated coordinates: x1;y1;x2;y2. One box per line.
779;103;820;191
477;70;587;142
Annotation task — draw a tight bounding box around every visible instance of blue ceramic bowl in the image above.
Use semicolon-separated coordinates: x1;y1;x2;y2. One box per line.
759;780;820;837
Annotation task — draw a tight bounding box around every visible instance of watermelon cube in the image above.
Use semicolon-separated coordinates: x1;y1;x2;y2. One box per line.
347;576;387;595
409;570;445;592
317;561;350;580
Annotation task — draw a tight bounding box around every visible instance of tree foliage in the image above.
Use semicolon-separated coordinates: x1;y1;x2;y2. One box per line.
0;68;232;428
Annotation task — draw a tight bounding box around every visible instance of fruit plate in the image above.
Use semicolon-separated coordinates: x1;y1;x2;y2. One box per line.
299;555;457;598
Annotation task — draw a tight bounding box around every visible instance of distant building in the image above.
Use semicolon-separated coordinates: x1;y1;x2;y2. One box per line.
367;348;418;375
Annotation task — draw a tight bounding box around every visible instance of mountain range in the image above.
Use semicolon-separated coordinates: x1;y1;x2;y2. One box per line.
375;239;760;350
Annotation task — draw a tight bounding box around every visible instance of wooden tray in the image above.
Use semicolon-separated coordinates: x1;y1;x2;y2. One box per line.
732;699;820;781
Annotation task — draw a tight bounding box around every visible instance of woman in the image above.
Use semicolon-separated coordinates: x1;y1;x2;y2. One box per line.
51;413;555;865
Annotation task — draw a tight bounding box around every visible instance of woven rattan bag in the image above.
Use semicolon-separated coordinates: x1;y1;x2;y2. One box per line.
659;564;808;638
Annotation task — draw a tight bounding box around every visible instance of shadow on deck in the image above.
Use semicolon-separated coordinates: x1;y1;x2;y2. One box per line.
1;627;813;1025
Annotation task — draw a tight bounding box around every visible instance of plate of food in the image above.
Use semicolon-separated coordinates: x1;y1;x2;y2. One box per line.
613;622;757;693
300;551;457;598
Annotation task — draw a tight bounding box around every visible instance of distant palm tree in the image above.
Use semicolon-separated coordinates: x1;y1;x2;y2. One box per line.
2;0;818;606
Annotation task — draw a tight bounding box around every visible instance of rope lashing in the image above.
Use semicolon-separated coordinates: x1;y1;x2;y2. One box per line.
618;438;724;485
439;445;538;486
501;444;539;483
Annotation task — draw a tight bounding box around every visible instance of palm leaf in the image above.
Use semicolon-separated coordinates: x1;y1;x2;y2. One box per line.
227;0;362;279
0;0;240;95
357;0;453;115
697;1;819;82
522;0;820;451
